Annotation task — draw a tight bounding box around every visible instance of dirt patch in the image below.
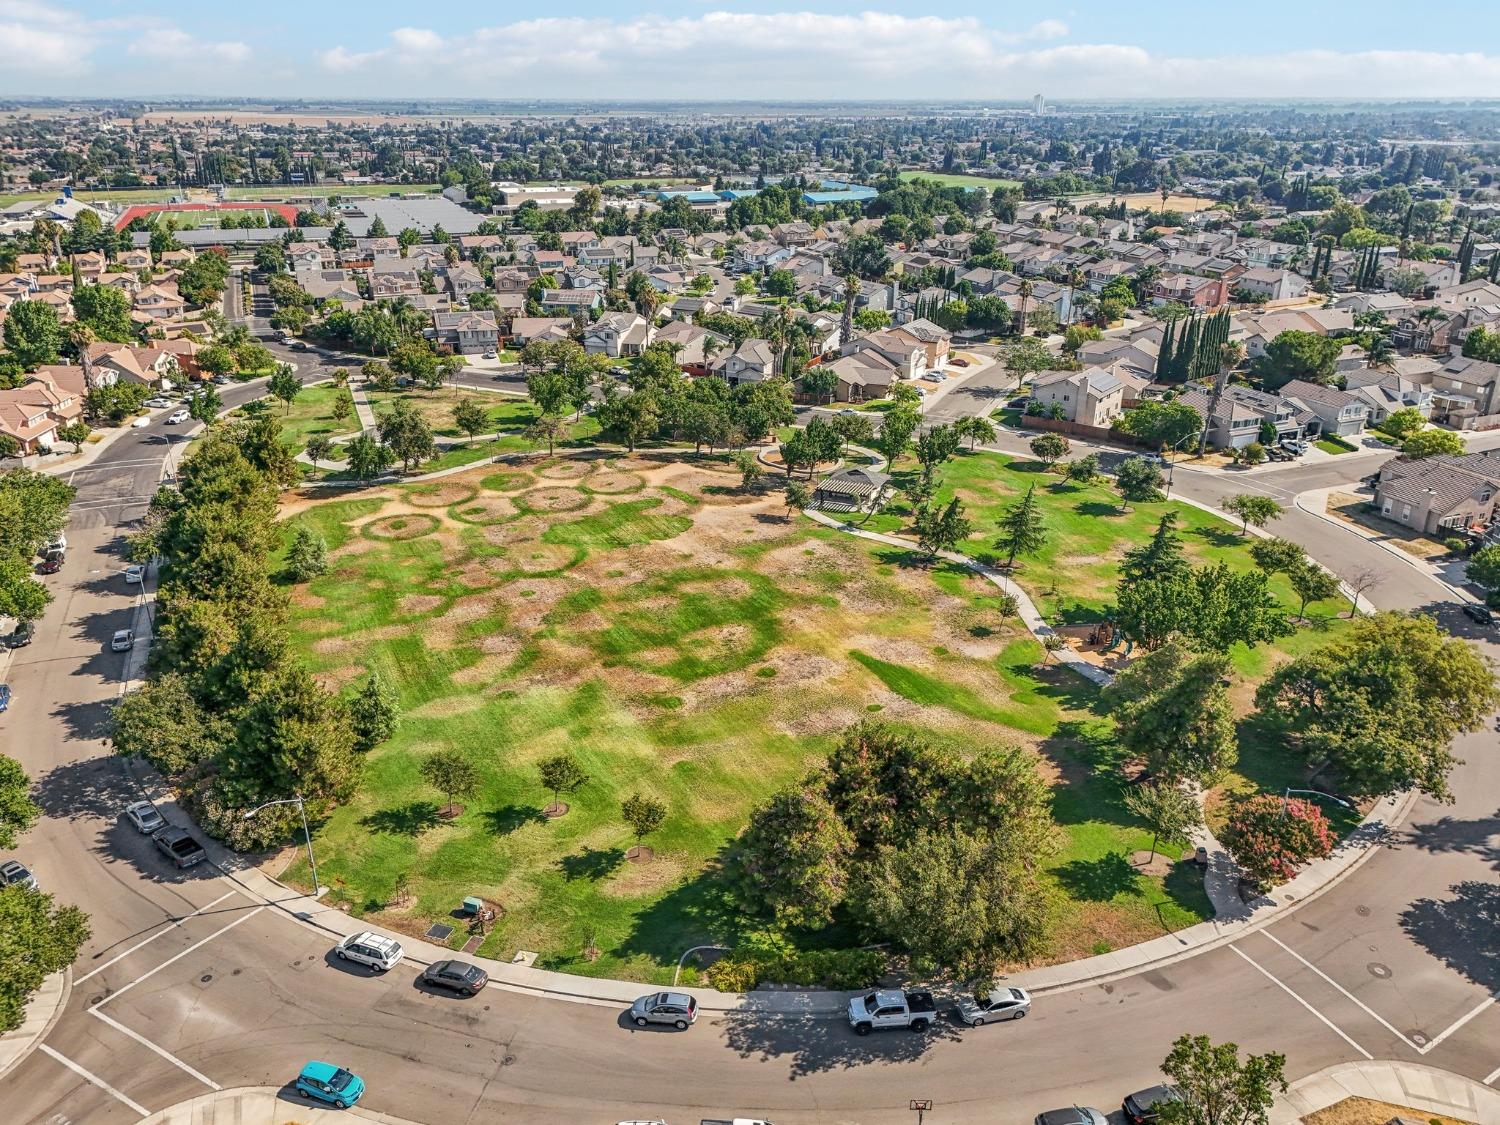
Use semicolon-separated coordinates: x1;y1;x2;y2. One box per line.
311;623;410;655
1327;492;1450;559
406;481;479;508
505;540;584;575
535;457;596;481
290;589;327;609
365;513;441;540
585;470;646;495
1303;1097;1472;1125
515;486;592;515
314;665;366;690
599;852;687;897
409;695;490;719
398;594;444;616
451;495;519;525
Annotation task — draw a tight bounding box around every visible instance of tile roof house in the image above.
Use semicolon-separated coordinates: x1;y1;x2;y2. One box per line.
712;338;777;386
583;312;655;358
1427;354;1500;428
537;288;603;314
825;351;901;403
652;319;731;372
0;375;81;454
132;283;187;321
1029;367;1126;428
1175;383;1318;449
1373;451;1500;535
1343;369;1435;424
83;342;179;388
431;310;499;354
1281;379;1370;437
508;317;575;346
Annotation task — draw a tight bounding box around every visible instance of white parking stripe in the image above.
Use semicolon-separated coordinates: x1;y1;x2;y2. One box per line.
1260;931;1420;1051
38;1044;149;1117
90;907;263;1010
76;890;240;984
1484;1062;1500;1086
1420;996;1496;1055
88;1008;221;1090
1230;944;1372;1060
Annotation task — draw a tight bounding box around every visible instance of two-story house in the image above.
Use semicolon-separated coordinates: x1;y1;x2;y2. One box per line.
583;312;655;358
712;338;777;386
1281;379;1370;437
1028;367;1125;428
431;310;499;355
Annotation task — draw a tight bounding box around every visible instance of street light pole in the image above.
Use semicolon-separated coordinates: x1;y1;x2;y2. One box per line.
244;793;323;897
1277;787;1352;880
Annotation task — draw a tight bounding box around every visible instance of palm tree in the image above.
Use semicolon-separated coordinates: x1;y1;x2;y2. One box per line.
1065;268;1084;327
1016;279;1033;337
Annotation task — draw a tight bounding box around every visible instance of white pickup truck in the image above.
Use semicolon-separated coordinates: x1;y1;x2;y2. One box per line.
847;988;938;1035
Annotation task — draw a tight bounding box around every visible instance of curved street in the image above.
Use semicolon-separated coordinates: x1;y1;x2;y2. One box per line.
2;347;1497;1125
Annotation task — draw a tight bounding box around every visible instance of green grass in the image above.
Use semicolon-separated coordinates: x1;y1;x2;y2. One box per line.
1315;438;1356;455
899;171;1022;191
238;385;358;455
281;457;1214;980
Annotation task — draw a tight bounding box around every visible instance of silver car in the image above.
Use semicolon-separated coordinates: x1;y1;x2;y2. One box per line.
0;859;38;889
628;991;698;1030
125;800;165;834
111;629;135;652
956;984;1031;1027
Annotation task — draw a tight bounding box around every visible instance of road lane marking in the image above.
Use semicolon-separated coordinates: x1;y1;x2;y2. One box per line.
1419;995;1496;1055
37;1045;149;1117
87;1008;221;1090
1260;931;1420;1051
90;907;263;1010
1230;944;1372;1059
76;890;240;984
1484;1062;1500;1086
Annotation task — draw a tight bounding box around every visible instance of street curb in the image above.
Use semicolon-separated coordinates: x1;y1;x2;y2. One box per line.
1270;1059;1500;1125
140;1085;425;1124
0;968;70;1083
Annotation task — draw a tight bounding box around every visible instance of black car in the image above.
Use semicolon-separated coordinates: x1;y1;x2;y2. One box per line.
1124;1084;1185;1124
1461;602;1495;627
153;826;207;868
420;959;488;996
8;621;34;648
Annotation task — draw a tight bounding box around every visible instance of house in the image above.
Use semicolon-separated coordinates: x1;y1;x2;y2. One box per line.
1149;273;1229;308
727;240;792;274
0;376;81;454
668;295;719;320
653;320;731;373
1427;354;1500;428
1281;379;1370;437
493;268;532;293
563;266;605;291
508;317;574;346
825;351;900;402
296;270;362;304
812;466;891;512
356;237;401;261
431;310;499;354
1175;383;1318;449
1234;268;1309;303
1344;368;1435;423
287;242;333;271
583;312;655;358
538;288;603;315
713;338;777;386
1235;307;1353;359
118;249;153;272
1029;367;1126;428
1373;451;1500;535
843;329;926;381
132;284;187;321
372;269;421;298
83;342;179;388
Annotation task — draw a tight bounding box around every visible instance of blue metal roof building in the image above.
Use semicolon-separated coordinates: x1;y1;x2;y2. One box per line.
717;189;760;200
656;190;723;204
802;180;879;205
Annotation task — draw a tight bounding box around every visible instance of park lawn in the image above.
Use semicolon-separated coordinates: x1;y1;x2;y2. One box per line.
239;384;358;455
899;171;1022;191
278;456;1211;981
364;389;547;436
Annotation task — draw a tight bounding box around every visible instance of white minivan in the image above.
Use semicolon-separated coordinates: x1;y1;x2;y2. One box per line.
335;932;404;972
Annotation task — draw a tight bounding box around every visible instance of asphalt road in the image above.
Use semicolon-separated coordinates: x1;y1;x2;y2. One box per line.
2;349;1498;1125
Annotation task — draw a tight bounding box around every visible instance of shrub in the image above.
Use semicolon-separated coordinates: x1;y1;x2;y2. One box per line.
706;944;886;992
1443;537;1466;555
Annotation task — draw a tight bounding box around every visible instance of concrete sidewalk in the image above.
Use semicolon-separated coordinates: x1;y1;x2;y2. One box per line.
1271;1060;1500;1124
142;1086;423;1125
0;970;68;1081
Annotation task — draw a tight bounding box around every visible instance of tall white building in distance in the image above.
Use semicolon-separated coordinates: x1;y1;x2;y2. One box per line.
1032;94;1046;116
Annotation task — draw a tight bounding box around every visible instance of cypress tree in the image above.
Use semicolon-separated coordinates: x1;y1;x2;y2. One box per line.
1180;314;1201;382
1401;204;1414;241
1157;318;1176;380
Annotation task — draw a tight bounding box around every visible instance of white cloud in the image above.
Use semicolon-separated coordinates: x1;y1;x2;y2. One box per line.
128;26;250;64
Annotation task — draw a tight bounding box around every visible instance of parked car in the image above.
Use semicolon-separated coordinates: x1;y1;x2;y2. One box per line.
335;931;405;972
1460;602;1495;626
124;800;166;834
837;408;861;417
211;374;231;385
847;989;937;1034
0;859;38;889
0;683;10;712
110;629;135;652
628;991;698;1030
166;408;190;424
131;416;151;428
39;552;63;574
1279;438;1308;455
43;534;66;553
291;341;309;351
1035;1109;1108;1125
144;397;171;409
420;959;488;996
8;620;34;648
955;984;1031;1026
294;1061;365;1109
153;826;206;868
921;371;944;383
1263;447;1291;462
482;351;498;359
124;564;145;585
950;357;970;367
1123;1084;1185;1124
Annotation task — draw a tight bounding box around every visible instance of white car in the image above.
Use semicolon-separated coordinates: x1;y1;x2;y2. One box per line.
482;351;497;359
131;416;151;428
335;932;404;972
921;371;944;383
144;397;171;409
166;409;190;424
124;801;166;834
110;629;135;652
124;564;145;585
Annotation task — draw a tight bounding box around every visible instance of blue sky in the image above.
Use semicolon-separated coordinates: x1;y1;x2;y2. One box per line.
5;1;1500;100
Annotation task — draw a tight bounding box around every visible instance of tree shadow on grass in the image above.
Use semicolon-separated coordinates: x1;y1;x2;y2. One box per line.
359;801;441;836
1055;851;1140;901
612;854;746;972
558;846;626;881
480;804;547;835
871;546;929;570
1074;500;1123;518
1189;525;1242;550
1400;881;1500;992
1162;858;1215;920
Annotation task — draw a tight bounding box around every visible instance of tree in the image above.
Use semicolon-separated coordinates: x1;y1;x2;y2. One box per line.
914;497;972;560
1028;432;1069;470
418;750;479;820
304;435;333;468
953;414;995;450
1118;400;1202;452
1065;453;1101;485
994;484;1046;568
732;449;763;492
345;432;394;480
71;284;133;342
1105;641;1238;783
283;525;329;582
0;754;39;850
537;753;588;816
1221;793;1334;887
56;420;90;453
1223;494;1282;536
784;479;811;521
1156;1034;1287;1125
1286;558;1340;621
197;345;237;379
831;411;876;452
0;886;90;1033
452;399;489;442
1252;330;1342;390
876;403;920;462
1120;512;1188;584
620;792;668;859
110;673;233;776
328;220;355;251
1114;456;1165;511
1254;612;1499;799
329;390;354;425
377;400;435;472
1402;428;1465;459
268;365;303;414
1467;544;1500;604
1123;783;1202;865
220;667;358;810
854;828;1052;980
727;782;854;929
349;672;399;753
1001;337;1054;390
524;413;570;456
914;423;960;472
2;300;63;368
1248;536;1305;576
1380;407;1426;441
188;384;222;426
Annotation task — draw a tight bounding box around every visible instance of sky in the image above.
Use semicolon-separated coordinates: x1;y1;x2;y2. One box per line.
4;0;1500;102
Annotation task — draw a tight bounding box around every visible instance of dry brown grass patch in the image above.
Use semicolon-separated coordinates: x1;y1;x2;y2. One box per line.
515;486;592;514
535;457;596;480
364;513;441;540
405;481;479;507
1303;1098;1471;1125
451;495;519;525
398;594;444;616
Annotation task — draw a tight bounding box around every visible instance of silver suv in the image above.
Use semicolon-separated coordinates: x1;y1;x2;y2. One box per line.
628;991;698;1029
334;932;404;972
